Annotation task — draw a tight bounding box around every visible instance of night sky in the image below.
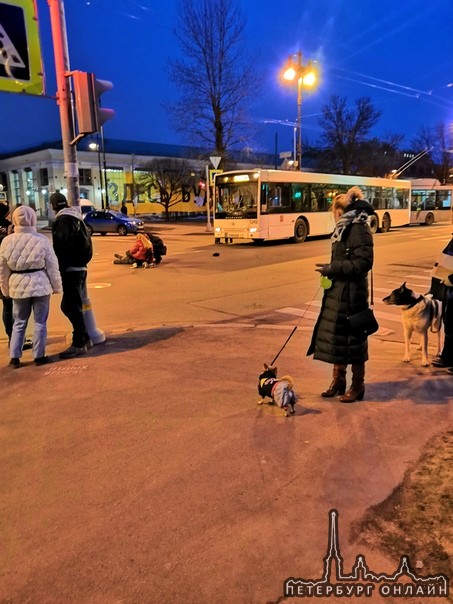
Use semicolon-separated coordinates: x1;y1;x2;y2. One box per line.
0;0;452;156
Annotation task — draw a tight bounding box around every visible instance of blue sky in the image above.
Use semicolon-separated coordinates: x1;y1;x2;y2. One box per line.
0;0;452;155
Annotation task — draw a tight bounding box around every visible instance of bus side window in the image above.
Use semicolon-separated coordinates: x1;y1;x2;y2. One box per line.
267;187;281;211
281;184;291;212
317;194;327;211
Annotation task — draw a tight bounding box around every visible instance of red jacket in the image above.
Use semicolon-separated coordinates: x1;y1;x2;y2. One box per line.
129;238;148;261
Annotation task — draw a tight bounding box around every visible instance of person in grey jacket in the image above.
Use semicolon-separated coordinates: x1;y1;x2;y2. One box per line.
0;205;62;367
307;186;374;402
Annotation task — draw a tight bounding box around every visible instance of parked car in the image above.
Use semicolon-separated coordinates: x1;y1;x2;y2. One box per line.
84;210;145;236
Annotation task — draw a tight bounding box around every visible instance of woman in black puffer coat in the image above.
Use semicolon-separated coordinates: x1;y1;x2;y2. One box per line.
307;186;374;402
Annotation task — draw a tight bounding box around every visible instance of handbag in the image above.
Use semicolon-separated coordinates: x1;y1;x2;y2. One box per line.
347;270;379;336
348;307;379;335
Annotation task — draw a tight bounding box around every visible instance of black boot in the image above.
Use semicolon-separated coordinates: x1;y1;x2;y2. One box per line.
339;363;365;403
321;364;347;398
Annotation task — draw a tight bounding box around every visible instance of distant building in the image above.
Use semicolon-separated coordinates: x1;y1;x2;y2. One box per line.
0;139;274;218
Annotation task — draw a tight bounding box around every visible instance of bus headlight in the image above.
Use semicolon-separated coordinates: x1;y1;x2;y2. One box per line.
249;227;258;233
215;227;221;233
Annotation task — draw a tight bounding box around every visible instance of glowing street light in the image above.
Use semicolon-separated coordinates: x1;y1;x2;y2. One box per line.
89;139;105;208
280;52;317;170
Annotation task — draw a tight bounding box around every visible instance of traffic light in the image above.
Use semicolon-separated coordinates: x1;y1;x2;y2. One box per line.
72;71;115;136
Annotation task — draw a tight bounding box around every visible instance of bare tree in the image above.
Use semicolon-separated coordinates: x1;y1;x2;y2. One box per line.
168;0;258;163
412;122;453;184
138;158;192;221
318;96;382;174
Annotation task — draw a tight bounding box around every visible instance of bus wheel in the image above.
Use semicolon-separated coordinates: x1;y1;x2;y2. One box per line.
293;219;308;243
369;214;378;234
425;212;435;226
380;213;391;233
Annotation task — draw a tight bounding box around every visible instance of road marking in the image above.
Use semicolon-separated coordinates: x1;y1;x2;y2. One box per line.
87;283;111;289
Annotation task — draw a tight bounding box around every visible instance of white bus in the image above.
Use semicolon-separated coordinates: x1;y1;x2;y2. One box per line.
410;180;452;225
213;170;411;243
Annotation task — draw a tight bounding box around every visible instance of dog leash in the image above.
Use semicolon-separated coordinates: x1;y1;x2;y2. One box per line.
270;285;322;365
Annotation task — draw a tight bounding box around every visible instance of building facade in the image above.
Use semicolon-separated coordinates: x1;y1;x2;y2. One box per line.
0;139;274;219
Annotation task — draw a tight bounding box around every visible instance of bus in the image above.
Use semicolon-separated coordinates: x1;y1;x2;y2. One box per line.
410;179;452;225
213;170;411;244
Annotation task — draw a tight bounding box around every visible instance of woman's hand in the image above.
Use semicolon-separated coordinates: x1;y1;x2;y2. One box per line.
315;263;331;276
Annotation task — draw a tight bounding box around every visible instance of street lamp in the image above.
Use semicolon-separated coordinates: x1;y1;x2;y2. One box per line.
89;139;105;209
281;52;317;170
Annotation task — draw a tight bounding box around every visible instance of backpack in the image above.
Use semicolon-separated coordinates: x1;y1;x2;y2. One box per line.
148;233;167;256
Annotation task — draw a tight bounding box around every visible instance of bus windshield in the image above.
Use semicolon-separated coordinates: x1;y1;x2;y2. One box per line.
215;182;258;218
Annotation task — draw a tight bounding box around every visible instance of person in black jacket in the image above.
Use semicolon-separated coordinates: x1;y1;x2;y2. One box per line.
0;201;13;342
430;235;453;373
50;192;93;359
307;186;374;402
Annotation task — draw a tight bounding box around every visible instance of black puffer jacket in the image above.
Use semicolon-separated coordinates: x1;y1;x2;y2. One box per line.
307;201;374;364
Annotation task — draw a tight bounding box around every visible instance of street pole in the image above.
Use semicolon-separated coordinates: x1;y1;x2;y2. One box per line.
296;76;302;170
96;136;105;209
47;0;79;206
205;164;213;233
101;126;109;208
48;0;105;345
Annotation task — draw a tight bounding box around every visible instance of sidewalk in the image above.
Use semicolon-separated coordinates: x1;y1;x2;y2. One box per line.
1;320;451;603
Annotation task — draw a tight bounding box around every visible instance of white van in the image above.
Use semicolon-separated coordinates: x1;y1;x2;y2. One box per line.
80;199;95;215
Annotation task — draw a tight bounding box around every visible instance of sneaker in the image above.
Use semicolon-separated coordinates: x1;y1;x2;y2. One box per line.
34;356;51;366
447;367;453;375
85;338;94;350
59;345;88;359
9;358;21;368
131;263;138;269
142;263;148;268
149;263;155;268
114;253;122;259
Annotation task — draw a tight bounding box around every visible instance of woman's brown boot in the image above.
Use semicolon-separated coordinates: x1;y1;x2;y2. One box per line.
339;363;365;402
321;364;347;398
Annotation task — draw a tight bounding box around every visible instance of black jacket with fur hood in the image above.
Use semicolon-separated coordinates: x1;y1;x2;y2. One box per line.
307;199;374;365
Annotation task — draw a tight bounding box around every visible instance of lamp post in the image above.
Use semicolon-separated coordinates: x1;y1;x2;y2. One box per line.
281;52;317;170
89;138;104;209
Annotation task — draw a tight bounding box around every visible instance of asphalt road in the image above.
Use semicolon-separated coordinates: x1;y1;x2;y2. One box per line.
1;221;451;604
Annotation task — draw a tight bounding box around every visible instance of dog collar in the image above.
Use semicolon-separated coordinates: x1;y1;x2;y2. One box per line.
406;294;424;308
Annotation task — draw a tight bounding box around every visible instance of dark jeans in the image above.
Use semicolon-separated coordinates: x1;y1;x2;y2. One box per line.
1;295;13;340
61;270;89;348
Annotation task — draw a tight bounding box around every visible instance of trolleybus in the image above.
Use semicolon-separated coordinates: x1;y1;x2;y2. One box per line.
214;170;411;243
410;179;452;225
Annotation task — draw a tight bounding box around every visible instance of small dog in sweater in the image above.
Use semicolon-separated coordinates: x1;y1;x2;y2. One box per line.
257;363;296;417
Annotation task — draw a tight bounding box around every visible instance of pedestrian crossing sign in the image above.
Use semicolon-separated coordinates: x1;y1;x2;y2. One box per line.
0;0;44;95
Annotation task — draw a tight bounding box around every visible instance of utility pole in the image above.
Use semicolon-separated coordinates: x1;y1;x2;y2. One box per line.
47;0;79;206
47;0;105;344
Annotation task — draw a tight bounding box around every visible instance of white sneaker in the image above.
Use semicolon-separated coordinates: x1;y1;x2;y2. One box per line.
142;263;148;268
131;263;138;268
